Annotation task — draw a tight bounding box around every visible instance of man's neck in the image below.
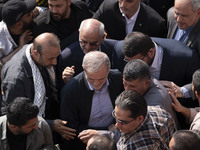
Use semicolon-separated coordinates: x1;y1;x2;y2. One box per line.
7;123;19;135
8;26;23;35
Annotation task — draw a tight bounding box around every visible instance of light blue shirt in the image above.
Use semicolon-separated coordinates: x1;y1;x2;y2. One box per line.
173;26;194;43
87;79;114;128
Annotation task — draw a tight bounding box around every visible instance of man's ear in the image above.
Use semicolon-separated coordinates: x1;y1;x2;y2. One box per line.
102;32;107;40
32;50;39;56
68;0;72;6
148;48;155;59
195;91;200;99
145;79;151;88
137;115;144;124
197;8;200;16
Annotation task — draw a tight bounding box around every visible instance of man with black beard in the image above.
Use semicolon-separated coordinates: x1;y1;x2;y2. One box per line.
33;0;93;50
113;31;200;87
0;0;36;72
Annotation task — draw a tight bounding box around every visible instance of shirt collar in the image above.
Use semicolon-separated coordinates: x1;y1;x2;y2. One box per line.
150;42;162;69
122;3;140;22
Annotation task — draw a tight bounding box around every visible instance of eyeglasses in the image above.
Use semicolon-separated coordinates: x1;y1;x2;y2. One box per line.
124;53;147;63
112;110;134;125
79;40;100;47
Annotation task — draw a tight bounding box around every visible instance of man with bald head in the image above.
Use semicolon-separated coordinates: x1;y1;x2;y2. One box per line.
57;18;117;87
60;51;123;149
1;32;76;142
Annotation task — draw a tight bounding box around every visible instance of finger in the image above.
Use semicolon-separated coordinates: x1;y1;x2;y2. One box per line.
83;140;88;144
169;92;179;105
62;126;76;132
79;134;89;141
171;103;177;110
62;134;74;140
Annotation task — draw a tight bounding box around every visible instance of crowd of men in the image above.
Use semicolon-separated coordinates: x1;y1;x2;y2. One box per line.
0;0;200;149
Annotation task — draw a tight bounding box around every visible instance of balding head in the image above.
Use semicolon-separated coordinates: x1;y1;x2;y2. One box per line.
33;32;60;54
82;51;110;73
31;33;60;68
79;19;106;53
79;19;105;38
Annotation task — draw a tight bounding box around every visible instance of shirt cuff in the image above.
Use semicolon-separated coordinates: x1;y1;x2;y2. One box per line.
181;87;191;98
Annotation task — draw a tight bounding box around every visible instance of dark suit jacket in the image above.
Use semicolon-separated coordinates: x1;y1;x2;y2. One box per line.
112;38;200;86
60;70;123;150
93;0;167;40
56;39;118;90
167;7;200;56
152;37;200;86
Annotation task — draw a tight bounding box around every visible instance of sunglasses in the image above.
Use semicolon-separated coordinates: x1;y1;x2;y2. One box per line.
112;110;134;125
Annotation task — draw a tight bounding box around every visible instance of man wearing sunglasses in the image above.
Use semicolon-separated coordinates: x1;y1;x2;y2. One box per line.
79;90;176;149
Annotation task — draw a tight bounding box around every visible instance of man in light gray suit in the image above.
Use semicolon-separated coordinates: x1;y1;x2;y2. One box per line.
123;59;179;128
167;0;200;56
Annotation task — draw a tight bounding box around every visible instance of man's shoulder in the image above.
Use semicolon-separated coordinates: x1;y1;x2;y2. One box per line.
62;72;85;90
71;0;90;9
37;116;51;129
153;37;194;56
167;7;175;22
139;2;165;21
148;105;171;118
94;0;118;12
2;45;31;80
145;78;171;103
0;115;6;124
148;78;168;94
108;69;122;79
147;105;175;130
61;41;82;57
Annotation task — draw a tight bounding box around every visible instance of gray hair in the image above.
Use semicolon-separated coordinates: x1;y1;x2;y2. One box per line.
191;0;200;11
82;51;110;73
79;19;105;38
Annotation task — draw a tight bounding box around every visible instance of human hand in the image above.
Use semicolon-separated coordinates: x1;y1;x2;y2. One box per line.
53;119;76;140
78;129;98;144
32;7;39;18
169;91;185;113
160;80;183;98
62;66;75;83
19;30;33;48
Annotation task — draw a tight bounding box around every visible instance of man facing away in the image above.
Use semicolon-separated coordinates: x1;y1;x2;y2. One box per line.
169;130;200;150
0;97;53;150
79;90;176;150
